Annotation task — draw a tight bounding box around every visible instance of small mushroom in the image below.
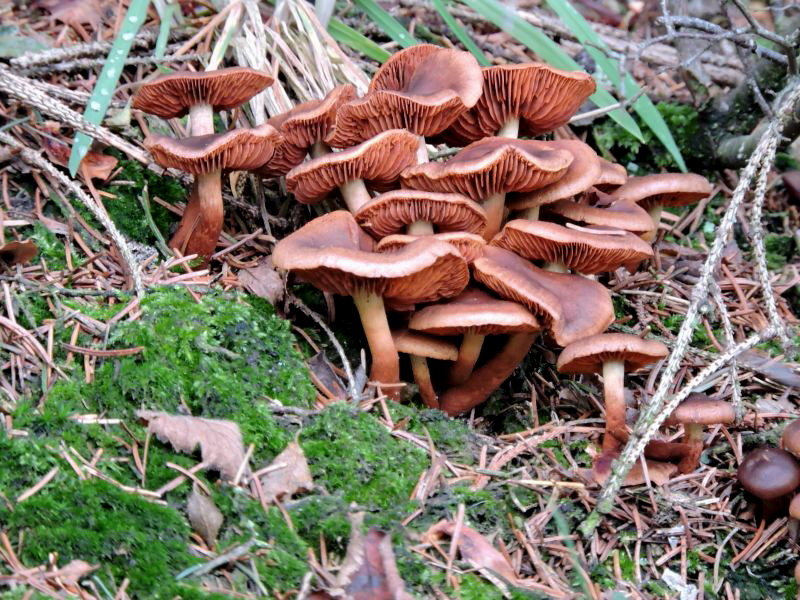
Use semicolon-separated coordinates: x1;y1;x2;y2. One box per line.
542;195;655;238
594;159;627;192
781;419;800;457
0;240;37;268
392;329;458;409
376;232;486;264
664;393;735;473
737;447;800;522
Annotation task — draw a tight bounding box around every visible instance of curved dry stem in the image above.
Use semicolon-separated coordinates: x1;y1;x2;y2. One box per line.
352;290;400;400
407;220;435;235
603;360;627;446
410;354;438;409
189;103;214;136
482;192;506;240
676;422;704;474
312;140;331;159
542;262;569;273
522;205;540;220
641;203;662;243
170;170;223;261
497;117;520;138
448;331;485;385
340;179;373;213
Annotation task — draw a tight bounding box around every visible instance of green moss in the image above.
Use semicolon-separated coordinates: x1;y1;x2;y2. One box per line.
27;221;75;271
764;234;795;270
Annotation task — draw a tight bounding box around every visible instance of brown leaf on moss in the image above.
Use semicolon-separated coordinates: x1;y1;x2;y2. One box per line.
238;256;284;306
187;485;223;547
137;410;247;481
259;441;313;504
42;135;117;180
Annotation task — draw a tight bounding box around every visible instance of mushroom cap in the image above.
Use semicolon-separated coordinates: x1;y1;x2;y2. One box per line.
272;211;468;304
594;159;627;191
355;190;487;238
401;137;573;201
557;333;668;374
258;84;357;177
782;420;800;458
609;173;712;208
737;447;800;501
491;220;654;274
144;124;283;174
444;63;596;143
0;240;38;267
133;68;274;118
410;288;541;336
543;196;655;235
326;45;483;147
286;129;420;204
472;246;614;346
376;232;486;264
664;393;736;426
507;139;602;210
392;329;458;360
790;494;800;520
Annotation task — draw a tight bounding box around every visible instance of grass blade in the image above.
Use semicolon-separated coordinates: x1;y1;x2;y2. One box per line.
460;0;643;141
68;0;151;175
351;0;417;48
154;3;178;59
328;18;391;63
432;0;491;66
546;0;686;170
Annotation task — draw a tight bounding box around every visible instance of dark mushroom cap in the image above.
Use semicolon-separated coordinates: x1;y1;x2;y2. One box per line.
507;139;602;210
144;124;283;174
543;195;655;235
782;420;800;458
0;240;38;267
491;220;654;274
443;63;596;143
410;288;541;336
737;447;800;501
392;329;458;360
376;232;486;264
286;129;420;204
272;210;468;304
326;45;483;147
472;246;614;346
663;393;735;426
400;137;572;201
355;190;487;238
557;333;668;374
609;173;712;208
133;68;274;118
258;84;357;177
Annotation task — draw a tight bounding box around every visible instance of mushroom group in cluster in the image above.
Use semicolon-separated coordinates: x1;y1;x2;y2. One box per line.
137;47;719;484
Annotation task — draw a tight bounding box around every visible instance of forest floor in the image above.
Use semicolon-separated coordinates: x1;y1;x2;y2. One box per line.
1;0;800;599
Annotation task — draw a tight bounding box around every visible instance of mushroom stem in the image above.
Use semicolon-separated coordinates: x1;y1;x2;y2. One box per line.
602;359;627;445
416;136;429;164
448;331;485;385
409;355;438;409
189;103;214;136
407;220;435;235
311;140;331;159
542;262;569;273
497;117;520;138
352;289;400;400
522;206;540;221
641;202;662;243
339;179;373;213
439;332;535;416
169;170;223;260
676;423;705;474
482;193;506;240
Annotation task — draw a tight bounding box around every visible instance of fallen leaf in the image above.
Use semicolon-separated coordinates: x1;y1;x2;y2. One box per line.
42;134;117;180
259;441;313;504
238;256;284;305
739;349;800;388
0;240;37;268
47;559;98;587
187;485;223;547
137;410;247;481
308;352;347;401
38;0;104;27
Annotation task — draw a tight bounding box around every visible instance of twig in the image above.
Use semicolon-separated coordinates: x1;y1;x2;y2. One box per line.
20;53;204;76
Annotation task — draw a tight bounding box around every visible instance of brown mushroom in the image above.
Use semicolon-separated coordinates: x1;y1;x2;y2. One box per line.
286;129;420;213
401;137;573;239
376;232;486;264
664;393;735;473
410;288;540;385
0;240;37;268
272;211;468;398
737;447;800;522
594;159;627;192
491;220;654;274
542;194;655;238
392;329;458;409
145;124;283;260
782;420;800;458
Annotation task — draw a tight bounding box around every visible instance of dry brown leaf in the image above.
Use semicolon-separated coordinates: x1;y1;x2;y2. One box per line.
308;352;347;401
187;485;223;547
137;410;247;481
259;441;313;504
238;256;284;305
41;135;117;180
739;349;800;388
39;0;107;27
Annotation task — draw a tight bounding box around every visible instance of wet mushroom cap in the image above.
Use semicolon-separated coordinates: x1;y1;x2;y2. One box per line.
376;232;486;264
507;139;602;210
737;447;800;500
133;68;274;118
663;393;736;426
491;220;654;274
272;210;468;304
392;329;459;360
144;124;283;174
543;196;655;235
400;137;573;200
609;173;712;208
473;246;614;346
0;240;38;267
782;420;800;458
355;190;487;238
557;333;668;374
410;288;541;336
444;63;596;142
286;129;420;204
327;45;483;147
